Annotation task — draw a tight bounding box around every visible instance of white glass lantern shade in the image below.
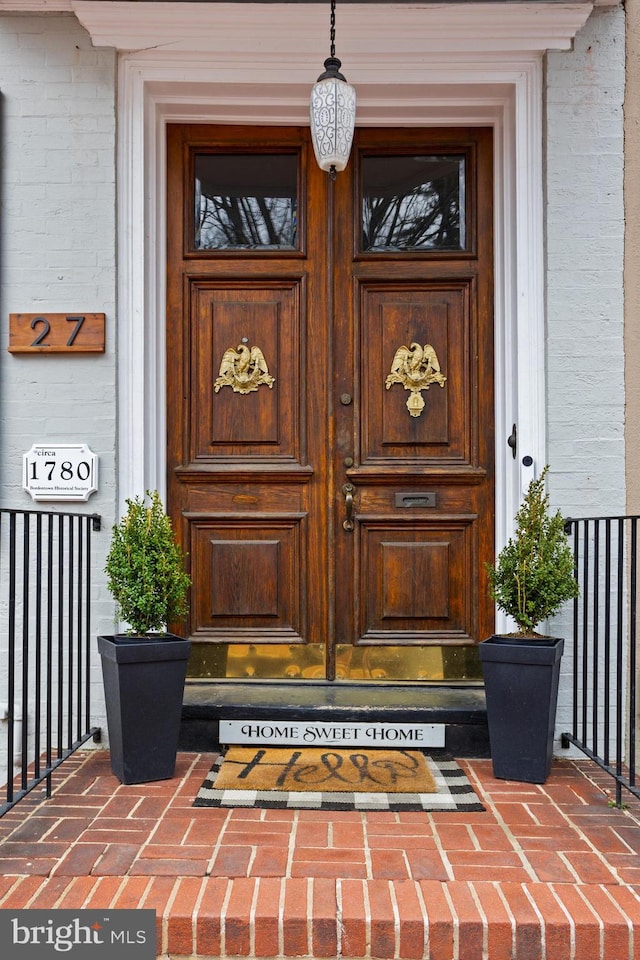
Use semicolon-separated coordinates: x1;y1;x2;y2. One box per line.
310;59;356;174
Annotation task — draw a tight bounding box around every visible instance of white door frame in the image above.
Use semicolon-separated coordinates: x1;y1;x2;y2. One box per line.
89;3;593;628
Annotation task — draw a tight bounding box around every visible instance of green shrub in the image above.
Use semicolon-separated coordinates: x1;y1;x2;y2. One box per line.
105;490;191;635
487;466;579;636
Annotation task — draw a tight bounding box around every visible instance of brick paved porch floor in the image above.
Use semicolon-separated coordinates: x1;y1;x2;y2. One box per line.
1;751;640;960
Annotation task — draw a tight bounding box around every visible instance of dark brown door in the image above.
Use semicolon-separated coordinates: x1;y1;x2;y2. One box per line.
166;124;494;681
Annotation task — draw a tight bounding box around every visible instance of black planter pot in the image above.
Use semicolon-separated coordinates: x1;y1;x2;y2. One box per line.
479;635;564;784
97;634;191;785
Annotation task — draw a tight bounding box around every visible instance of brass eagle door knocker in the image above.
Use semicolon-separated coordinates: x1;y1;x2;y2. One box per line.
214;343;275;395
385;341;446;417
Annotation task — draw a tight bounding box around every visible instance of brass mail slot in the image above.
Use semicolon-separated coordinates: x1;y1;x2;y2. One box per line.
395;492;437;508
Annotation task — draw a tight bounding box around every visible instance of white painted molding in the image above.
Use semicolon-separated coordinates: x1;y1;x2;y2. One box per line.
81;3;593;55
1;2;595;55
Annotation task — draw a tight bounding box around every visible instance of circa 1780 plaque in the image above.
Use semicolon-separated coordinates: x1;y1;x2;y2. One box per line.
23;443;98;502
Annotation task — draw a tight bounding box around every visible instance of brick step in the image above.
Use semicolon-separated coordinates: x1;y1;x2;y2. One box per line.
180;681;490;756
5;874;639;959
160;876;640;959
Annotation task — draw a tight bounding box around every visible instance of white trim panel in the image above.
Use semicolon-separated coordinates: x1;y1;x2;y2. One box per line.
79;3;593;56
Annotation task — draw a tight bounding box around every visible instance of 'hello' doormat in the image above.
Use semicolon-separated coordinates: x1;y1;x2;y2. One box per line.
213;746;437;792
194;747;484;811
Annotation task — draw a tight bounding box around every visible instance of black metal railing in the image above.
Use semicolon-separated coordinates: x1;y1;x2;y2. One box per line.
562;515;639;806
0;508;102;816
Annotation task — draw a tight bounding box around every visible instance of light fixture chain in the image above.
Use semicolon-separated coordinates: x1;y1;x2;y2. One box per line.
330;0;336;58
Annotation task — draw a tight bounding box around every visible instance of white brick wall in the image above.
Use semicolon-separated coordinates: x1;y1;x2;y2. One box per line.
0;13;117;752
545;5;626;741
0;13;116;497
546;5;626;516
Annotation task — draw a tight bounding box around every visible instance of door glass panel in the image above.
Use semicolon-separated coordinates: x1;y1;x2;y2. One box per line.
361;155;465;252
194;153;298;250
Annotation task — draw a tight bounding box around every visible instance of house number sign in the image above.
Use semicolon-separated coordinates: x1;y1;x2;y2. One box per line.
23;444;98;502
8;313;105;353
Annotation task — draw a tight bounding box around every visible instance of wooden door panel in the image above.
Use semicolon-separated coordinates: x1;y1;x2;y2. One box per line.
360;282;472;463
357;517;477;643
190;280;302;460
189;516;307;641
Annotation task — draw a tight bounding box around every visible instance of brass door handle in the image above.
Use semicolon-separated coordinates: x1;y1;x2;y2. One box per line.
342;483;355;532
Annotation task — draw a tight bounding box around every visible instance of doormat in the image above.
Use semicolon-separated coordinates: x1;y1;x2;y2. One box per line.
213;747;437;793
194;747;484;812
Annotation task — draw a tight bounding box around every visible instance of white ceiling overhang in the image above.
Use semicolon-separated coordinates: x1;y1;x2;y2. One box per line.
0;2;597;58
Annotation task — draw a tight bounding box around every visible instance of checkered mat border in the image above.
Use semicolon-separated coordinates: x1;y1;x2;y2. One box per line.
193;753;485;812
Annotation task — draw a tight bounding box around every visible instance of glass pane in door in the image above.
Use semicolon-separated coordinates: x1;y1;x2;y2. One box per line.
194;153;298;250
361;155;465;252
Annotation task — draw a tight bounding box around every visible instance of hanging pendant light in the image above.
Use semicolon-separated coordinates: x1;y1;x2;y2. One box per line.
310;0;356;180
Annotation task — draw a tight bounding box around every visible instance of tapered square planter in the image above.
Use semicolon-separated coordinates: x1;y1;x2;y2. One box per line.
98;634;191;784
479;635;564;784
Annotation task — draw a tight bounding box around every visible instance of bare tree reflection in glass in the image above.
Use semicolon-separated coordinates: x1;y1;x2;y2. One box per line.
194;154;298;251
362;156;464;252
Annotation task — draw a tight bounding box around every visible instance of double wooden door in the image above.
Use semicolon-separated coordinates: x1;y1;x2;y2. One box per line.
166;124;494;681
